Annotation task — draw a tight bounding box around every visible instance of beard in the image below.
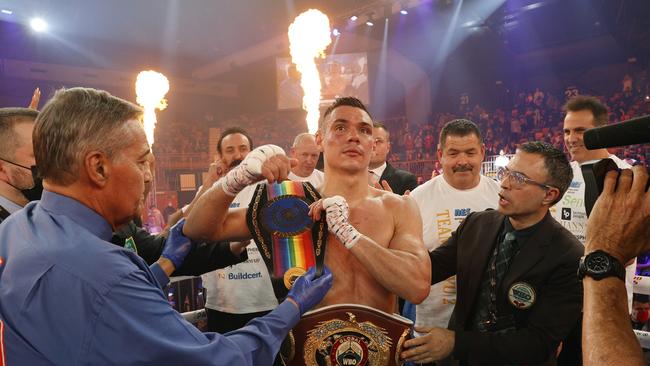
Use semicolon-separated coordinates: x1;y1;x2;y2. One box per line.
8;166;34;190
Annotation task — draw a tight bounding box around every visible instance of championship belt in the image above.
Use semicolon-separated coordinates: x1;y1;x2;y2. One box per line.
246;181;327;300
286;304;413;366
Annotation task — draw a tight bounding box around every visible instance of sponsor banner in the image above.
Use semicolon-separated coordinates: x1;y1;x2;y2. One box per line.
633;276;650;295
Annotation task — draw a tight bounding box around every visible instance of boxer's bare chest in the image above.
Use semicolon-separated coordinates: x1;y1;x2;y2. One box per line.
319;196;397;312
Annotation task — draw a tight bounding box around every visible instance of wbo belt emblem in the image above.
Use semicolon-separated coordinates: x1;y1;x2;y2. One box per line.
508;282;536;309
288;304;413;366
331;335;368;366
303;312;392;366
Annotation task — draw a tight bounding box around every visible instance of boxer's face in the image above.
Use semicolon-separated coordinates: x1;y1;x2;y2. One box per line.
318;106;373;174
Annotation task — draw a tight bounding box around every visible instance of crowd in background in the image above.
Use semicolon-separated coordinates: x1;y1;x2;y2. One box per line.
152;71;650;178
152;111;306;157
153;120;209;155
214;111;306;151
387;72;650;166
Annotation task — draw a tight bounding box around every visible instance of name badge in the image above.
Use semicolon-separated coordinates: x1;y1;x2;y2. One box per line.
508;282;536;309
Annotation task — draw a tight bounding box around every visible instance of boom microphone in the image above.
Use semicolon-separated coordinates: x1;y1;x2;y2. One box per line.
584;115;650;149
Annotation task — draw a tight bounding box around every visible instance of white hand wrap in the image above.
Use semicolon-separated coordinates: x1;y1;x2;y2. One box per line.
220;144;285;196
322;196;361;249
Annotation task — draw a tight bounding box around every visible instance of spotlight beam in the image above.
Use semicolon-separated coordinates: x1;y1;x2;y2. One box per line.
30;17;47;32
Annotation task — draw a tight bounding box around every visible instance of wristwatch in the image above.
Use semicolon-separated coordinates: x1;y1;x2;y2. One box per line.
577;250;626;281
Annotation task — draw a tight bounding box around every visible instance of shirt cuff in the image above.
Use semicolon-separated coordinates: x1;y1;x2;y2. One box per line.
149;262;170;289
275;300;302;329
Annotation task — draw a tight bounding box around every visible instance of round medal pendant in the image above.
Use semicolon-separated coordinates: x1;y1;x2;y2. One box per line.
508;282;536;309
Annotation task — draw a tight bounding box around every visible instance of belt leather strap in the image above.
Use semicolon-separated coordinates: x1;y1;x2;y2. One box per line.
247;181;327;300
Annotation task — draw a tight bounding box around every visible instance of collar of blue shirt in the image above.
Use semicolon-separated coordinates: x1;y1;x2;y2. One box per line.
39;190;113;241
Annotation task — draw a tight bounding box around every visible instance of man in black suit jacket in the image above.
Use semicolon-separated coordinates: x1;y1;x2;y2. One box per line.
402;142;583;366
369;121;418;195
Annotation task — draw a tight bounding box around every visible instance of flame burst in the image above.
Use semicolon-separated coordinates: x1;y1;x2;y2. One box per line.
135;70;169;146
288;9;332;134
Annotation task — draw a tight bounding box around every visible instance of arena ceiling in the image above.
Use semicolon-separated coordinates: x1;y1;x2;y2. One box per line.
0;0;381;68
1;0;649;79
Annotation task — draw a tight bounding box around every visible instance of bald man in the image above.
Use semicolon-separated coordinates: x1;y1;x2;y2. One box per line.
288;133;324;187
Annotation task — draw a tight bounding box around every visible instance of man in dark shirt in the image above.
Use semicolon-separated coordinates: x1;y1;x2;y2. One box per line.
112;220;247;276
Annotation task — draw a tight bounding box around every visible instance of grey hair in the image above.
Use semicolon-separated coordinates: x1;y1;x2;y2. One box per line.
33;87;143;185
292;132;316;147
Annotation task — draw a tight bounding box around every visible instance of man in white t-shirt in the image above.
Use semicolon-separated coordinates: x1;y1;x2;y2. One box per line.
409;119;500;340
552;95;634;365
288;132;324;187
197;127;278;335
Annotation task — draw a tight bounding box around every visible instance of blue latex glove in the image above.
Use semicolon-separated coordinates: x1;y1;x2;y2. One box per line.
161;219;193;269
287;266;333;315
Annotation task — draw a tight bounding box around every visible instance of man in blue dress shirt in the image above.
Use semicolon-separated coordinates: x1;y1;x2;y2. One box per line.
0;87;332;365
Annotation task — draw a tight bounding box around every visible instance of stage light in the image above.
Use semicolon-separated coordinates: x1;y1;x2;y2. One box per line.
365;13;375;27
332;28;340;37
462;20;478;28
1;9;13;15
400;9;408;15
30;17;47;32
521;2;544;12
350;15;358;21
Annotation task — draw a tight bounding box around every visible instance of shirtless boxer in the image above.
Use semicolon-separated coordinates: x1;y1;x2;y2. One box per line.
184;97;430;312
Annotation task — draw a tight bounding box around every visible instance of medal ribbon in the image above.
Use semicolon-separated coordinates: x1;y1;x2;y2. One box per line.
268;181;316;277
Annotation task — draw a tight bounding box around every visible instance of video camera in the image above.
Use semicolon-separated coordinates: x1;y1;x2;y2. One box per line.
582;114;650;216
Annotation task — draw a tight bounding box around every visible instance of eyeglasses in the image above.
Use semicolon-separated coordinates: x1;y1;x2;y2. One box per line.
497;167;554;190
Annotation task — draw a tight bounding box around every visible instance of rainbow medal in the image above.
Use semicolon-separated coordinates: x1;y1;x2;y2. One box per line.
247;181;327;300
